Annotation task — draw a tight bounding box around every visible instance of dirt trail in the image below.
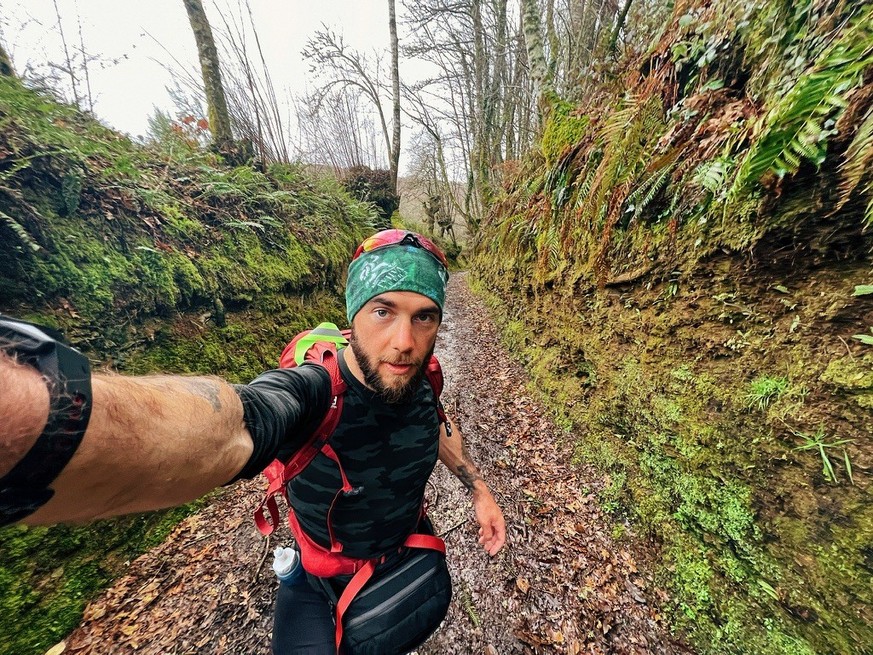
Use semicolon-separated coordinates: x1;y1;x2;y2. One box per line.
60;274;689;655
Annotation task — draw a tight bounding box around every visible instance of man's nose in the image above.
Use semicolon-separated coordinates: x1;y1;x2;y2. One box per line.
391;320;415;353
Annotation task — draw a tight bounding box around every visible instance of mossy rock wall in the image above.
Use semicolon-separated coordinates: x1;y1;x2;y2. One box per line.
473;0;873;653
0;77;374;655
471;253;872;654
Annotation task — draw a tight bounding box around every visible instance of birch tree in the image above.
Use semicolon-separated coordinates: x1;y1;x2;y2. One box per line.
522;0;553;109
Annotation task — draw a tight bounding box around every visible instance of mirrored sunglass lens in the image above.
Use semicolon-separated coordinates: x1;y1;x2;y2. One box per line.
356;231;447;266
362;230;403;251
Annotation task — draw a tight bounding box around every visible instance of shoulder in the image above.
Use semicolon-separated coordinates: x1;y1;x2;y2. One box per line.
249;364;332;400
289;362;332;391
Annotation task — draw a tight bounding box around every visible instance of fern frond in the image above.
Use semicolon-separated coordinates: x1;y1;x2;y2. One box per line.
837;108;873;210
627;163;675;221
728;13;873;197
601;99;639;144
693;158;729;194
0;209;41;252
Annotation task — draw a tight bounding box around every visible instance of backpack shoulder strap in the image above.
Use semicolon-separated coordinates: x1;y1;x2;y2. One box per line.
281;344;346;479
254;326;349;536
424;355;448;426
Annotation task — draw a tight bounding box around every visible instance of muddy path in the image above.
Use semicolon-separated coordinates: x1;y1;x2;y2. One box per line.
60;274;690;655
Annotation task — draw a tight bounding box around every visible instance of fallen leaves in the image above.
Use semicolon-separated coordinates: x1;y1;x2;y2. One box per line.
43;643;66;655
64;480;277;654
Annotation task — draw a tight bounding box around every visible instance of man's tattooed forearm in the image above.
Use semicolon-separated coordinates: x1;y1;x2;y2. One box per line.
457;465;482;492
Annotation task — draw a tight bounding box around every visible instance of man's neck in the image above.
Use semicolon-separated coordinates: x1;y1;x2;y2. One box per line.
341;344;371;389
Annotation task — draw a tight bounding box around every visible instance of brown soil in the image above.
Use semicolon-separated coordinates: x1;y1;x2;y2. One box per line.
56;274;690;655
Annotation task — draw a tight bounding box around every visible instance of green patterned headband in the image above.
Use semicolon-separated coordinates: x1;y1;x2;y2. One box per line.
346;243;449;323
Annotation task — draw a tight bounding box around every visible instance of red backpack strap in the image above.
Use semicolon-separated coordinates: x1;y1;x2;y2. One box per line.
424;355;448;427
335;560;378;651
253;344;347;536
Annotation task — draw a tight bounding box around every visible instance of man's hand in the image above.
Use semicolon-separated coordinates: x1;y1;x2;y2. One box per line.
473;488;506;556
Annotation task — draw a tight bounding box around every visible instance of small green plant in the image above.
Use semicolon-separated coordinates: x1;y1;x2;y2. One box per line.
792;427;854;484
745;376;789;410
852;327;873;346
757;579;779;601
599;470;628;514
458;582;481;628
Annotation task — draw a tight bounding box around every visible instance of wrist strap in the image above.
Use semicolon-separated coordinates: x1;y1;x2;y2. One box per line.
0;316;92;526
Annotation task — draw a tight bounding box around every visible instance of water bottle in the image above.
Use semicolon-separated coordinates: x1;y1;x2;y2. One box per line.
272;546;303;586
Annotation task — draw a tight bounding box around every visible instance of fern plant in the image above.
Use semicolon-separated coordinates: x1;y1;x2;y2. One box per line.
836;107;873;228
727;8;873;200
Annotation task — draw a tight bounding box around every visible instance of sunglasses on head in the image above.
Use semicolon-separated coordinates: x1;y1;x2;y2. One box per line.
352;229;448;268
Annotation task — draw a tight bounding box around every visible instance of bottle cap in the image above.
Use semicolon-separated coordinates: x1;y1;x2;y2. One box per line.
272;546;299;577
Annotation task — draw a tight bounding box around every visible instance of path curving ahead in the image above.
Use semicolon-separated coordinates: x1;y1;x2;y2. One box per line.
60;274;690;655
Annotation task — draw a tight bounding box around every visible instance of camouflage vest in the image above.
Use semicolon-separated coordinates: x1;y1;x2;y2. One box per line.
287;349;441;558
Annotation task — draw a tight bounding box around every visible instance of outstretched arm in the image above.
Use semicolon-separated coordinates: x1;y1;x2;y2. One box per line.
1;330;329;527
437;417;506;555
1;351;252;524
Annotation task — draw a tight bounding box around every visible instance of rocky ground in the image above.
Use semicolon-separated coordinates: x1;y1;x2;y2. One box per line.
57;274;691;655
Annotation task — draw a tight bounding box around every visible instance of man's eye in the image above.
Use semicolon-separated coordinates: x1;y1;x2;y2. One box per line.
375;308;390;318
416;313;436;323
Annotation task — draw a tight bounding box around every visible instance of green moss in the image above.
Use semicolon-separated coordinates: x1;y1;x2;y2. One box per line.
820;354;873;408
120;291;345;382
471;269;873;653
0;499;208;655
541;101;590;165
159;202;207;241
471;2;873;652
668;542;714;620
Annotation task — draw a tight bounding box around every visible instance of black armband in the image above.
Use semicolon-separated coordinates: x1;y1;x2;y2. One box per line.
0;316;92;527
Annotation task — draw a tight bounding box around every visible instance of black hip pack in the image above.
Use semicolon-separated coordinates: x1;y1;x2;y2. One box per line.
312;541;452;655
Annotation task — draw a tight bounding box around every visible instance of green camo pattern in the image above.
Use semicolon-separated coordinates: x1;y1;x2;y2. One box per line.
287;349;440;558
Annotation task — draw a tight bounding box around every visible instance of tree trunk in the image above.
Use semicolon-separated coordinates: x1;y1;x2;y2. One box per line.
182;0;234;154
545;0;560;85
389;0;401;195
489;0;509;166
521;0;552;117
0;42;15;78
471;0;491;209
608;0;634;53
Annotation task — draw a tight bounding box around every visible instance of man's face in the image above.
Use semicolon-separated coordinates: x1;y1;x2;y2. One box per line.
347;291;441;403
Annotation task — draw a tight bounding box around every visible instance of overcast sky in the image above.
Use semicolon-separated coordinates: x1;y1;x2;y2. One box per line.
1;1;395;140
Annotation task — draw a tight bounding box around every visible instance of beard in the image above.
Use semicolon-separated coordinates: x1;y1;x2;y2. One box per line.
349;329;433;404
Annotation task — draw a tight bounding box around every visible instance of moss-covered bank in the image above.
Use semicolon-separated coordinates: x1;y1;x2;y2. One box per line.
0;76;373;654
474;0;872;653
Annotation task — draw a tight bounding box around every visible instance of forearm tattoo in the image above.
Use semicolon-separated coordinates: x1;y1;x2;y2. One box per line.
138;376;223;412
181;378;223;412
457;464;483;492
